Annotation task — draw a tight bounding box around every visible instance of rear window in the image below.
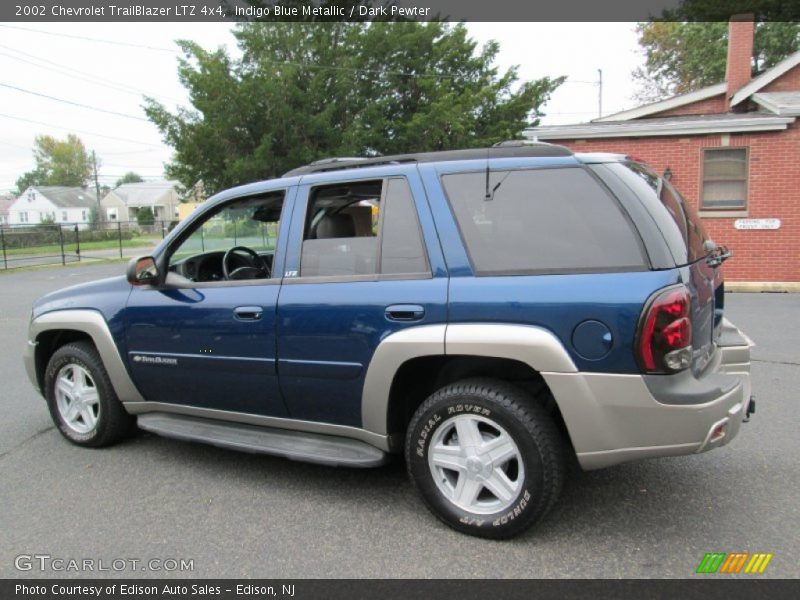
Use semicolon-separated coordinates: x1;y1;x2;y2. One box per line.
441;167;647;275
610;162;711;265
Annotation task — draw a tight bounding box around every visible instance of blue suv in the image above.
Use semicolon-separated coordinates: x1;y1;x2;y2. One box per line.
24;143;754;538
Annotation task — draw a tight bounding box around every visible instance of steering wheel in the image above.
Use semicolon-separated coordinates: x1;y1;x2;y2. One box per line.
222;246;270;280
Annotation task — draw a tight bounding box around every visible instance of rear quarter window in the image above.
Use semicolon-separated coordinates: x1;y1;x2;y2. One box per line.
441;167;647;275
608;162;711;265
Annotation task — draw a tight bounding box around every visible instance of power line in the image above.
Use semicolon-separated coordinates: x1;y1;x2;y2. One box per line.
0;82;149;121
97;174;165;179
0;139;32;151
0;113;162;147
103;149;162;155
102;165;167;170
0;24;571;85
0;45;183;104
0;24;178;53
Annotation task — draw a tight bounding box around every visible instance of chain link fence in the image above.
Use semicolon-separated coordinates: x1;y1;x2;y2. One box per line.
0;220;175;270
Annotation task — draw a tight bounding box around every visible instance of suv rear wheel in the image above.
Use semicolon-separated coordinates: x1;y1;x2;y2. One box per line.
44;341;134;447
405;378;565;539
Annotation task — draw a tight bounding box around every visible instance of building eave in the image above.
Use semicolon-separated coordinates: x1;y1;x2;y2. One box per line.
524;116;795;140
593;83;727;122
751;93;800;117
731;50;800;107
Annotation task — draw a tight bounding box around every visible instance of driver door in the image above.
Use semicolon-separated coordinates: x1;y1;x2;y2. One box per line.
123;187;295;417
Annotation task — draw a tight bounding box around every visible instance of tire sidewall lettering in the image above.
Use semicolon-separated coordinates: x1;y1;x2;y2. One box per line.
492;489;532;527
415;412;441;458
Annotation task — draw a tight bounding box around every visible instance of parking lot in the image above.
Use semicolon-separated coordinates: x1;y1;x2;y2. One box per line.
1;262;798;579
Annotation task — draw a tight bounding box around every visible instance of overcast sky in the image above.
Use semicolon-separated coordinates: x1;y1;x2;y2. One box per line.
0;22;643;193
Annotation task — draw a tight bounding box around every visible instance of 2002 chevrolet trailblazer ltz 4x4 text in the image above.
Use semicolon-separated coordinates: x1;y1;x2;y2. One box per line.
24;143;755;539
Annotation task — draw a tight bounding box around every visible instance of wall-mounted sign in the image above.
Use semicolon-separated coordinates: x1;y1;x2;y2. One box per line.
734;218;781;230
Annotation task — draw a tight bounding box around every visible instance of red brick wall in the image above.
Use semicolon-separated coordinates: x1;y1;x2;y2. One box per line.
760;64;800;93
650;94;727;117
726;19;755;106
555;123;800;282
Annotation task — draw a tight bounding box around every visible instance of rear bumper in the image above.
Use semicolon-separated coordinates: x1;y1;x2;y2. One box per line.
543;318;753;470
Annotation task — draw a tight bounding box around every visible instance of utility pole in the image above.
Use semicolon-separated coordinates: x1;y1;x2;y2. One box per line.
597;69;603;119
92;150;101;222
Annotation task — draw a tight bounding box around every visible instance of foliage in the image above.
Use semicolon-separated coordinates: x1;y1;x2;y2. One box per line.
145;22;564;194
115;172;145;187
633;21;799;102
15;134;94;194
136;206;155;227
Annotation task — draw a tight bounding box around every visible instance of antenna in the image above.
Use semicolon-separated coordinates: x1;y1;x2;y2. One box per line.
484;147;491;201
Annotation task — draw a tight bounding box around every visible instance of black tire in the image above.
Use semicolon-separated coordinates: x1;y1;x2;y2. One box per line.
44;341;134;447
405;378;565;539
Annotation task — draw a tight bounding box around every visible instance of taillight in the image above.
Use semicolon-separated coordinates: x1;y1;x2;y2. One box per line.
637;285;693;373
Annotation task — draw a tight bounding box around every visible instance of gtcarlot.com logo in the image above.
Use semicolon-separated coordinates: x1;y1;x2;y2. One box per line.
14;554;194;573
696;552;773;574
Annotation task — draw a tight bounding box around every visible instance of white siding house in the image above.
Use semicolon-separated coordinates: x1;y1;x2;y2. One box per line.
101;180;181;222
7;187;98;226
0;194;13;225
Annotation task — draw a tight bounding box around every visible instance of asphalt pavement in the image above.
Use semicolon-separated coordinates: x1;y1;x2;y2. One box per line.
0;262;798;578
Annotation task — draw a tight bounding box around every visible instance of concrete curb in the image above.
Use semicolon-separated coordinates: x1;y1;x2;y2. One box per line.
726;281;800;293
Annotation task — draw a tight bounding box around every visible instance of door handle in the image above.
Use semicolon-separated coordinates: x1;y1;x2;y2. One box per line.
385;304;425;322
234;306;264;321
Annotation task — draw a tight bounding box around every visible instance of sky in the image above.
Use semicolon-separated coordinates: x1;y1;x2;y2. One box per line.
0;22;644;194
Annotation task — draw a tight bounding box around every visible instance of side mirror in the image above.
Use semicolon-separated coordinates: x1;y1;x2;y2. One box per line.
127;256;159;286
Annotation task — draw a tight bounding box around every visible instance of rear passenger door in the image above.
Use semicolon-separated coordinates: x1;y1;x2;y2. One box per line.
276;168;447;428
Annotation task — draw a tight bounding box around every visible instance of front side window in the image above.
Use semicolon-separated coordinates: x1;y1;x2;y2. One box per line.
701;148;748;210
168;191;285;283
19;211;28;223
299;177;428;278
442;167;646;275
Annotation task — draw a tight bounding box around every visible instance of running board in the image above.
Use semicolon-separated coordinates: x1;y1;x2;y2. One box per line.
137;413;388;468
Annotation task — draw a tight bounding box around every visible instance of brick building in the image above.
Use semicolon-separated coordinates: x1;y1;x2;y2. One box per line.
525;20;800;284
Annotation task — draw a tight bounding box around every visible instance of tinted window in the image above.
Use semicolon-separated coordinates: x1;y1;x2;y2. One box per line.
611;162;710;264
380;178;428;275
442;167;646;275
300;177;428;278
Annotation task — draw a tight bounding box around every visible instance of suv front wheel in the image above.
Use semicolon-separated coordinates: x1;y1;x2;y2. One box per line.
405;378;565;539
44;341;134;447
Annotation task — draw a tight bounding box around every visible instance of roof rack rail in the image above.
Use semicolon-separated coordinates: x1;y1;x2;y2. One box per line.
282;143;573;178
305;157;369;167
492;139;554;148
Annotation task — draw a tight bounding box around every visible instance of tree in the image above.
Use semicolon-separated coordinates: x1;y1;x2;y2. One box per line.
633;21;799;102
15;134;94;194
145;22;564;194
115;172;145;187
136;206;155;227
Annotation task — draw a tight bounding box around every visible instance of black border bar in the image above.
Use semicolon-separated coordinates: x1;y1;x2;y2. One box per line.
3;579;800;600
3;0;799;22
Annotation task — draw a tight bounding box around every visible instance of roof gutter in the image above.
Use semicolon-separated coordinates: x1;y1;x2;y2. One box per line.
524;116;795;140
